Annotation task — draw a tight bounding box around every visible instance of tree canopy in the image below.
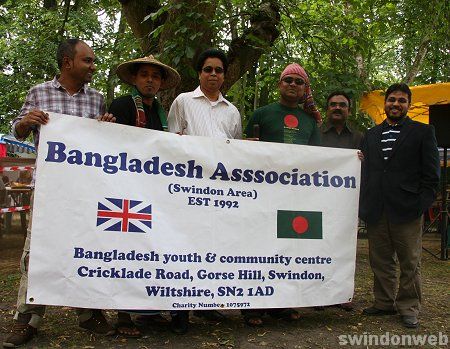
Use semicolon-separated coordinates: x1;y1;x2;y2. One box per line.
0;0;448;133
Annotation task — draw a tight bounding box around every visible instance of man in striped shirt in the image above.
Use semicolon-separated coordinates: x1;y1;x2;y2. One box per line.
380;119;401;160
4;38;115;348
359;83;440;329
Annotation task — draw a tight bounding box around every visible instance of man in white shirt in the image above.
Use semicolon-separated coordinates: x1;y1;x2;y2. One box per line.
168;48;242;139
167;48;242;334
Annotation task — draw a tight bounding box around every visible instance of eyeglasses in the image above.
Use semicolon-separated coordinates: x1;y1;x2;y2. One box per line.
202;66;224;74
328;102;349;108
282;77;305;85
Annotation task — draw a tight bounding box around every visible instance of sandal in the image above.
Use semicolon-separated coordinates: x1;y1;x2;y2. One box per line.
135;313;168;325
244;315;263;327
193;310;226;321
268;308;300;321
116;312;141;338
242;310;264;327
79;310;115;335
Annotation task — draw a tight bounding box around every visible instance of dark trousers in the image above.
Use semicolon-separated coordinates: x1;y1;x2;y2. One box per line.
367;213;423;317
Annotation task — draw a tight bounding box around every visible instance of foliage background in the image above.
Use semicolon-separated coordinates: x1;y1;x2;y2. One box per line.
0;0;448;134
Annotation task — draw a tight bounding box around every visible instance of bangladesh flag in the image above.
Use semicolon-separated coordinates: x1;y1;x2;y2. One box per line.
277;210;323;239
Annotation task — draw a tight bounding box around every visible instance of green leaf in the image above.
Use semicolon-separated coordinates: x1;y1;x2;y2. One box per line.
185;46;195;59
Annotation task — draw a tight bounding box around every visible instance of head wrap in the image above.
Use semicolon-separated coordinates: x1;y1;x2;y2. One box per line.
280;63;322;123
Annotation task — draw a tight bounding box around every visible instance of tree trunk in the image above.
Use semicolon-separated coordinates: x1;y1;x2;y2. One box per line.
157;0;218;95
355;52;370;89
43;0;57;10
118;0;164;55
238;72;247;117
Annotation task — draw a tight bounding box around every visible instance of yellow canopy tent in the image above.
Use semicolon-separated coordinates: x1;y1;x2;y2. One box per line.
359;82;450;125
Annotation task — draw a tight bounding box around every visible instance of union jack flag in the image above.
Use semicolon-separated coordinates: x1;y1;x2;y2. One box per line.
96;198;152;233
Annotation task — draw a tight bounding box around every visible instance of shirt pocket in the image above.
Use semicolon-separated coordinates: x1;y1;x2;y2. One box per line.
400;183;420;194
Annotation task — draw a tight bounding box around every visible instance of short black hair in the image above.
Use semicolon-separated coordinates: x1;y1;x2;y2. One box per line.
385;83;412;103
129;63;167;80
326;91;352;108
57;38;82;69
195;48;228;74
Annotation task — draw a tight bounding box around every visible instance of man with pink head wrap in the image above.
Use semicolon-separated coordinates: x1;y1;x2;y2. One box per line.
242;63;321;326
280;63;322;123
245;62;321;144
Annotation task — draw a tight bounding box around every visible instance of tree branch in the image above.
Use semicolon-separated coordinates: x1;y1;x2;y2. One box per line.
106;10;128;106
222;0;239;40
403;34;431;84
57;0;71;40
224;0;281;92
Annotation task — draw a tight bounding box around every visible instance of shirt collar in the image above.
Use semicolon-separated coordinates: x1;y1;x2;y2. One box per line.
192;86;230;106
322;121;353;134
382;116;408;128
51;76;87;94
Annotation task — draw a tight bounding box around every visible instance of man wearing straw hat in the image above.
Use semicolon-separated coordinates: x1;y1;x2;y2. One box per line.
110;55;180;131
109;55;180;337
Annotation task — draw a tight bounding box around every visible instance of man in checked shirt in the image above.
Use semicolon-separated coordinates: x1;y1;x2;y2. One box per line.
3;38;115;348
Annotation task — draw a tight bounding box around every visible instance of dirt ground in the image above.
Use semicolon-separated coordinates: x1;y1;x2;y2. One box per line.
0;221;448;349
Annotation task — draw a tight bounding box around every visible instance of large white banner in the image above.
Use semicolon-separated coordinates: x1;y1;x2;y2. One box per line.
28;113;360;310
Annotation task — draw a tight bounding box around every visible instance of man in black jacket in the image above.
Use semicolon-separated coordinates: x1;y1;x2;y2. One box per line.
109;55;180;131
359;83;440;328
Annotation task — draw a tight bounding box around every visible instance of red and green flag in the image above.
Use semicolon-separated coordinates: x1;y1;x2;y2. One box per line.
277;210;323;239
